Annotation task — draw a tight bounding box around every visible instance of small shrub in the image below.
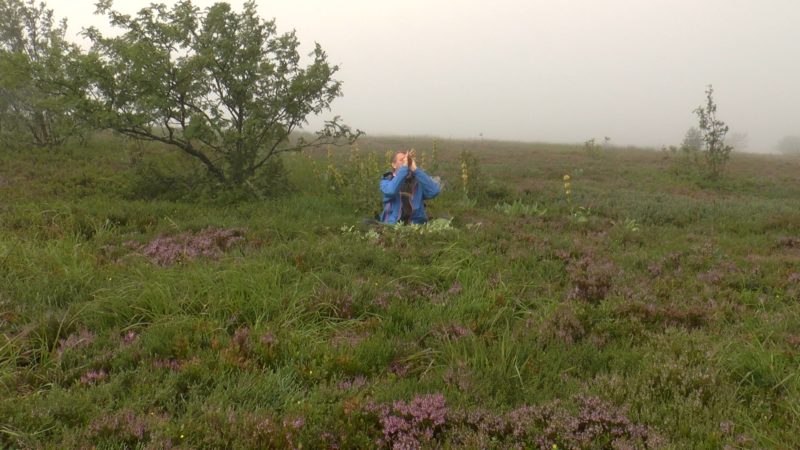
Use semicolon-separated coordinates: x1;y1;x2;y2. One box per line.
567;255;616;303
365;393;449;449
695;85;733;178
541;303;586;345
618;301;709;330
89;409;168;445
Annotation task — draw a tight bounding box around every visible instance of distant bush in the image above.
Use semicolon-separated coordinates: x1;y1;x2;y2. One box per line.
583;137;610;156
682;127;703;152
695;85;733;178
662;142;702;178
777;135;800;155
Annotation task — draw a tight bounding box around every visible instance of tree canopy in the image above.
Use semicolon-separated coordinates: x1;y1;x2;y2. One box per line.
0;0;84;148
82;0;359;186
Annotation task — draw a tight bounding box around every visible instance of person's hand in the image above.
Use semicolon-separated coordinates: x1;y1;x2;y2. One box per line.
399;152;408;167
407;149;416;171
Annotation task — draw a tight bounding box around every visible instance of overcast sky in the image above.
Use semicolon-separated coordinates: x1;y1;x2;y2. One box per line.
50;0;800;152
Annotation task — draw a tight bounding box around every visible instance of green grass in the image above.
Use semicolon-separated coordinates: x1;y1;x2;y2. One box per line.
1;135;799;448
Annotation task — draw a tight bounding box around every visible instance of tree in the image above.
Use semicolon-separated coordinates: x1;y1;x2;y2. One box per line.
777;135;800;155
694;85;733;177
0;0;84;148
681;127;703;151
725;132;748;152
82;0;359;188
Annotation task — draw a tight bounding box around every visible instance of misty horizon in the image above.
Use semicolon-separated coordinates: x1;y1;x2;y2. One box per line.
50;0;800;153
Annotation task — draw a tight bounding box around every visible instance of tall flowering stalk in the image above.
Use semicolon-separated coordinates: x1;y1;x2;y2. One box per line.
304;150;321;178
431;139;439;172
326;146;345;191
461;158;470;198
563;173;589;224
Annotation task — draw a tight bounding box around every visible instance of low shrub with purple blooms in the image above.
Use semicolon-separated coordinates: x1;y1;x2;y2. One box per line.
126;227;246;266
365;393;449;450
567;255;616;303
80;369;108;385
89;410;171;446
360;393;663;450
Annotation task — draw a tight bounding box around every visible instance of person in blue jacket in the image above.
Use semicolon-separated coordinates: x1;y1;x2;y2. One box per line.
380;150;440;224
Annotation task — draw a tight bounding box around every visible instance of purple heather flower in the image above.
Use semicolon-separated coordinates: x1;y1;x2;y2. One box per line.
152;359;182;371
56;329;95;357
260;332;277;346
282;415;306;429
122;330;138;344
80;369;108;385
338;376;367;391
367;393;449;449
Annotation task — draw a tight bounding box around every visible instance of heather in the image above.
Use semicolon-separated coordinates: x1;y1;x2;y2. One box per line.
1;136;800;448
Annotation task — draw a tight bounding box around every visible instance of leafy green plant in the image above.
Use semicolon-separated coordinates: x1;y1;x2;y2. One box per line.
622;217;640;233
494;200;547;217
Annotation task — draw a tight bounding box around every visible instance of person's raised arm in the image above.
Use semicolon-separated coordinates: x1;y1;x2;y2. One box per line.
413;168;440;199
380;166;409;195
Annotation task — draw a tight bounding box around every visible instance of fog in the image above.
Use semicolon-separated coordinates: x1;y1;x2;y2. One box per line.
50;0;800;153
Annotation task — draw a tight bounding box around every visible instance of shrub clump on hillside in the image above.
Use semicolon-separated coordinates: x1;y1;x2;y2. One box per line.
359;393;663;450
126;227;246;266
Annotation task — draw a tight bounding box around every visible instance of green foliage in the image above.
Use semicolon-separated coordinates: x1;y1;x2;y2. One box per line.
80;0;359;192
334;144;381;213
0;0;85;148
662;141;702;178
695;85;733;178
494;199;547;217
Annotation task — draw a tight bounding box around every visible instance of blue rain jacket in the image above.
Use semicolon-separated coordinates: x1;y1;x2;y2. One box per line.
379;166;440;224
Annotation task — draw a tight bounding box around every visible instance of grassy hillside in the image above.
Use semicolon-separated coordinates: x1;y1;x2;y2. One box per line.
1;135;799;449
